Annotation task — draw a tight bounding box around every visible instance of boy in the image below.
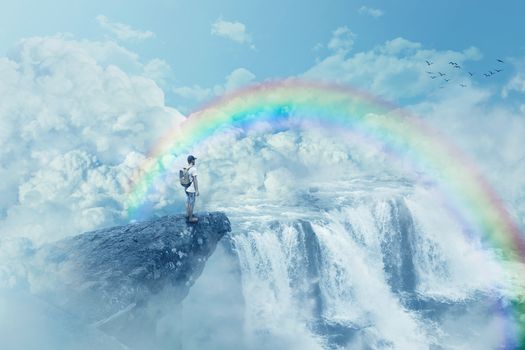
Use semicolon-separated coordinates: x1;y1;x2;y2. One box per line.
184;155;199;222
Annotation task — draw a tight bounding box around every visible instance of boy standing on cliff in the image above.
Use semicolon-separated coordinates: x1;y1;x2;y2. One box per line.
183;155;199;223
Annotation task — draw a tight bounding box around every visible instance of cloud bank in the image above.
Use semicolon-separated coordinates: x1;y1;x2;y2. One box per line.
2;32;523;249
304;36;483;101
0;35;183;243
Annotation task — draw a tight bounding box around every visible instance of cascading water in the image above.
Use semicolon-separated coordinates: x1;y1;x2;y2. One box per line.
217;184;523;350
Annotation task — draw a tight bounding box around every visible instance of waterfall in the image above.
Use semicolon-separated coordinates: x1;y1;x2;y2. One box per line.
229;195;519;349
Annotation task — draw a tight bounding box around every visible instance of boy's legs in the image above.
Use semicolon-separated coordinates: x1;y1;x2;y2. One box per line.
186;192;197;221
185;191;189;217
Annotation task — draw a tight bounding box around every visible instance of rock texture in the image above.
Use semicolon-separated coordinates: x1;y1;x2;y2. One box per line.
29;212;231;327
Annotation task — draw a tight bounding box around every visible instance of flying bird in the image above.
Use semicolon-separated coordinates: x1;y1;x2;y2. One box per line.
438;72;446;76
444;78;450;82
483;73;490;77
460;84;467;87
468;72;474;76
425;60;433;66
430;76;437;79
497;59;504;63
426;71;434;74
495;69;503;73
454;65;461;69
449;61;458;66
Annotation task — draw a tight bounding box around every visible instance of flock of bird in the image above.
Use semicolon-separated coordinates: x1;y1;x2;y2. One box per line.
423;58;505;88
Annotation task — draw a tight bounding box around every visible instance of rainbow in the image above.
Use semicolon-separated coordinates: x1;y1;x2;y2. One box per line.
126;80;524;260
126;79;525;345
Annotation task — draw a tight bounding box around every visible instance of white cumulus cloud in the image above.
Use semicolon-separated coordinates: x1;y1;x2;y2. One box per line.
327;26;356;54
304;36;482;100
358;6;384;18
211;18;255;49
0;35;184;243
224;67;257;91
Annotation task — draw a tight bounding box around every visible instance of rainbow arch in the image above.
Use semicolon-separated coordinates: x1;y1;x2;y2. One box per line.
125;80;524;262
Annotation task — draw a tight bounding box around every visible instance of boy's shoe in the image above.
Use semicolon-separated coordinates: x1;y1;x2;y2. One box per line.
188;216;198;223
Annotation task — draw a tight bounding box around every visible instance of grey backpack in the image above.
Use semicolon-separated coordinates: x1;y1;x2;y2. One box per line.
179;165;193;188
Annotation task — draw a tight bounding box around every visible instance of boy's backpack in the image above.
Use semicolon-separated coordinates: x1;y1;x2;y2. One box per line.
179;166;193;188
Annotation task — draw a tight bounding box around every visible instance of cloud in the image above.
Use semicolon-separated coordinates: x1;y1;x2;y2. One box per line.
0;35;184;243
358;6;384;18
224;67;257;91
312;42;324;52
502;56;525;97
327;26;356;54
504;74;525;96
408;87;525;226
304;36;482;100
96;15;155;41
143;58;173;88
173;84;214;101
173;67;256;104
211;18;255;49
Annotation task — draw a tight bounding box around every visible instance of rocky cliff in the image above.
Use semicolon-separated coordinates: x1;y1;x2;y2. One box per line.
26;212;231;348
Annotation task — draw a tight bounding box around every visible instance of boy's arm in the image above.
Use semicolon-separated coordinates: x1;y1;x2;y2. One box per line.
193;176;199;195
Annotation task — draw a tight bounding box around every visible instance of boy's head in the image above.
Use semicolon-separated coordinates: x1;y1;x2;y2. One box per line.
187;155;197;165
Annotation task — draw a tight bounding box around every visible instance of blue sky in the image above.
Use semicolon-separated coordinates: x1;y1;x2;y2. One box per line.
2;0;525;109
